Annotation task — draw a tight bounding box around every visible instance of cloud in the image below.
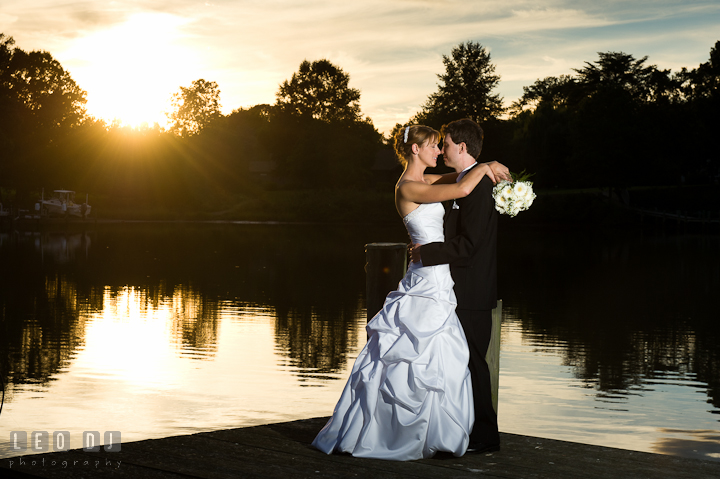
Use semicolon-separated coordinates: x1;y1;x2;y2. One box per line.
2;0;719;133
0;12;19;31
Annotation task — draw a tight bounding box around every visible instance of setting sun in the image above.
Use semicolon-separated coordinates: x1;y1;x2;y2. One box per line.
63;13;199;128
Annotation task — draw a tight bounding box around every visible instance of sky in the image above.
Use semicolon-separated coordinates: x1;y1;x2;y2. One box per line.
1;0;719;134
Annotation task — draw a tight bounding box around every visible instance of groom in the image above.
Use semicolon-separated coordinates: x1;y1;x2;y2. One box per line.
411;118;502;453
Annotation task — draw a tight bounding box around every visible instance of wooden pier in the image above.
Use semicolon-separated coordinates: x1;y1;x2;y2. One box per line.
2;417;718;478
632;206;720;227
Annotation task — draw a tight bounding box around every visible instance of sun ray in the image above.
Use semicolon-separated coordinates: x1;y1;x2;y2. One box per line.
64;13;198;128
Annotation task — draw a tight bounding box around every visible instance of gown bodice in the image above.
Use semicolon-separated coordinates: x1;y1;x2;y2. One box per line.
403;202;445;245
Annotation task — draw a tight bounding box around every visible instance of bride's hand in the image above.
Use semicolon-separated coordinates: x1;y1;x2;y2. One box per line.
483;161;511;183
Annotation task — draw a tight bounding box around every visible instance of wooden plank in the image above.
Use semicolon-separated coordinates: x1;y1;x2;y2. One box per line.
1;417;718;479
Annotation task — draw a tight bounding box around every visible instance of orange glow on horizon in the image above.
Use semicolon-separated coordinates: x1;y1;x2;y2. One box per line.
63;13;199;128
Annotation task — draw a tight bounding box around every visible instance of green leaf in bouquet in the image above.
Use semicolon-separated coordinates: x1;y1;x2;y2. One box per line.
510;170;535;183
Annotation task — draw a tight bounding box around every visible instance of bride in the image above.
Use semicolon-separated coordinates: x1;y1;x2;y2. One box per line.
312;125;507;460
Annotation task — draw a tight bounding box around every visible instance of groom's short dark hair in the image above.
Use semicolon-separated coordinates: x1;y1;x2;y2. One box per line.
442;119;484;160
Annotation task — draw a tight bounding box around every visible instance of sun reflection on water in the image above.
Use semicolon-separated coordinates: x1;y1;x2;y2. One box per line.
78;286;180;389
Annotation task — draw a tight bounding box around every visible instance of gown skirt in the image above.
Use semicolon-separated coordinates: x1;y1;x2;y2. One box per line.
311;259;474;461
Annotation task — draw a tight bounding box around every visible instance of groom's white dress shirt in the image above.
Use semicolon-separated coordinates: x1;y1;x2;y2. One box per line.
453;162;478;208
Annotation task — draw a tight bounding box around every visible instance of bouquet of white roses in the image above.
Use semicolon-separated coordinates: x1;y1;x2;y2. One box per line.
492;171;536;217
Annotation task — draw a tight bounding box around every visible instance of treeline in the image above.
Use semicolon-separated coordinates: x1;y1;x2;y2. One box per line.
401;41;720;190
1;33;718;218
505;47;720;189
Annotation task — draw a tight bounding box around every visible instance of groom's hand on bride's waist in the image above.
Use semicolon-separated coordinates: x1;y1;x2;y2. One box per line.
410;243;422;263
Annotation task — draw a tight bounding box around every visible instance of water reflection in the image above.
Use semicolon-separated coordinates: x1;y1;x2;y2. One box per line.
495;223;719;460
275;303;363;381
653;429;720;460
39;232;91;264
497;224;720;409
0;222;718;461
2;272;86;391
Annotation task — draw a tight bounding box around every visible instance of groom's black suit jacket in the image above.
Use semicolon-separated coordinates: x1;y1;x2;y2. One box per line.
421;170;498;310
420;166;500;445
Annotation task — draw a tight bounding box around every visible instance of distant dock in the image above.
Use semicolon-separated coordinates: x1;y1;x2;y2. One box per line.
2;417;718;478
0;214;97;231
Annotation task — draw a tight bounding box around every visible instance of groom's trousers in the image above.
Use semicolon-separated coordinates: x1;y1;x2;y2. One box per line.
457;308;500;446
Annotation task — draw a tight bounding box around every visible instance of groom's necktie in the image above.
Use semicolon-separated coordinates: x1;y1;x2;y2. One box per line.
454;162;478;208
456;162;477;182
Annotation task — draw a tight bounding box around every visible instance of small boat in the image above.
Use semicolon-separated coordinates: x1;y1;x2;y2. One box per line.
37;189;91;218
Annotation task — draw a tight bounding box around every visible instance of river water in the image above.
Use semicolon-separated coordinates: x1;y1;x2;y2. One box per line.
0;220;718;461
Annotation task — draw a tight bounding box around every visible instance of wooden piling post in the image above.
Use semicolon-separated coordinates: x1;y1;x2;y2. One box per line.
365;243;408;321
487;299;502;413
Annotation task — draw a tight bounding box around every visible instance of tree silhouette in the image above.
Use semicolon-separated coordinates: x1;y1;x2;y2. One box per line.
676;41;720;182
678;41;720;101
167;79;221;137
414;41;504;128
508;50;693;188
0;33;87;190
509;74;578;114
0;34;18;166
276;59;362;123
1;37;87;131
573;52;677;104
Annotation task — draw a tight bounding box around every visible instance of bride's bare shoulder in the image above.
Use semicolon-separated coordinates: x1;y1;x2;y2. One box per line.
395;180;422;218
396;178;425;190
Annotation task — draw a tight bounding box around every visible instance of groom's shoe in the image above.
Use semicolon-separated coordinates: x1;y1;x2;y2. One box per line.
466;442;500;454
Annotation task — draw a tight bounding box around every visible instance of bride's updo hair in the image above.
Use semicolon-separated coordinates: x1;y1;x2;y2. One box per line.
394;125;440;167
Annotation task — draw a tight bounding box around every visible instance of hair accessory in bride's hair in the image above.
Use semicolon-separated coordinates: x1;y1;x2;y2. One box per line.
403;126;409;143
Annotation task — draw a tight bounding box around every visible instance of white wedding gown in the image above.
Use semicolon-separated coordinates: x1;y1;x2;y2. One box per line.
312;202;474;460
